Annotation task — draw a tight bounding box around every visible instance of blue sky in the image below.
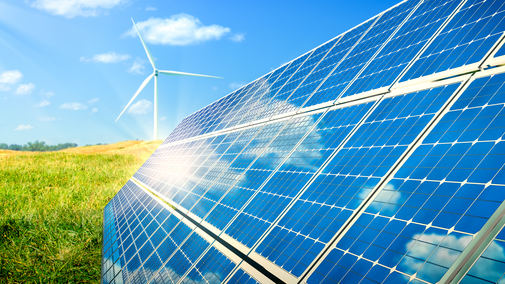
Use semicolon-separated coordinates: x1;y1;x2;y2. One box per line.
0;0;399;145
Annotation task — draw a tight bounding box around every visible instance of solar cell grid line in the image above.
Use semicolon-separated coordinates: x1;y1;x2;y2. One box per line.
179;243;238;284
112;181;162;283
222;72;277;130
398;0;505;84
260;77;467;283
176;119;292;220
302;72;505;284
102;201;123;284
166;125;271;211
214;100;378;279
118;181;205;284
134;138;215;193
297;0;398;111
224;267;261;284
143;133;242;207
217;78;270;131
301;0;421;110
340;0;466;100
265;37;341;120
189;112;326;231
199;111;333;235
118;181;186;284
250;50;316;123
237;64;292;127
212;81;262;132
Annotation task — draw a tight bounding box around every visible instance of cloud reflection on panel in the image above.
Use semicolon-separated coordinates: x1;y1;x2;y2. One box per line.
462;238;505;283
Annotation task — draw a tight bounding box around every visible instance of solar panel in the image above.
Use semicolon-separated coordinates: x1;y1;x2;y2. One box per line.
102;0;505;283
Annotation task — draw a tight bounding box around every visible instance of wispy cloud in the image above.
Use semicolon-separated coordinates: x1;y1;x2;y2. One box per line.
128;99;152;115
41;90;55;98
15;125;33;131
145;5;156;11
38;116;56;121
124;14;231;46
88;98;99;104
35;100;51;107
128;58;145;75
81;52;130;63
29;0;127;18
159;116;166;121
230;33;245;42
92;108;98;113
229;82;246;90
0;70;23;92
16;83;35;95
60;102;88;110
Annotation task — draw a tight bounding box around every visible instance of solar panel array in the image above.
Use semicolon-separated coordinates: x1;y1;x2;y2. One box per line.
102;0;505;283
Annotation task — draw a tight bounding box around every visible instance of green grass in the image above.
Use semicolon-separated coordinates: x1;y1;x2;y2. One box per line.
0;142;160;283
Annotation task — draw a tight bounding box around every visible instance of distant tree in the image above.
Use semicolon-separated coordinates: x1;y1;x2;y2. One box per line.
8;144;22;151
0;143;8;149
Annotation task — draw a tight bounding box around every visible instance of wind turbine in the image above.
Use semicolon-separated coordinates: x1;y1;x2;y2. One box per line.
116;18;222;140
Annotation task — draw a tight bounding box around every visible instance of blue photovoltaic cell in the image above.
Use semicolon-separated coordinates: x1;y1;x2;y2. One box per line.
401;0;505;82
341;0;463;98
181;121;288;220
202;115;319;230
213;82;261;132
253;52;314;121
309;73;505;284
303;0;419;107
181;246;236;284
224;73;275;129
299;17;376;109
237;64;291;126
461;228;505;284
258;83;458;278
102;202;124;284
269;37;339;117
228;268;260;284
226;103;377;252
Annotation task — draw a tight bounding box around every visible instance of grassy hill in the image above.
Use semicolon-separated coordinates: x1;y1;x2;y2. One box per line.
0;140;162;283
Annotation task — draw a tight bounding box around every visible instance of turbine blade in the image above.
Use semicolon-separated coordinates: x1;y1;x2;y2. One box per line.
131;18;156;69
158;70;223;79
116;73;154;122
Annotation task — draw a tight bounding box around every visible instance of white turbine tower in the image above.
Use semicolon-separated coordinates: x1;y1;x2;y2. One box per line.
116;18;222;140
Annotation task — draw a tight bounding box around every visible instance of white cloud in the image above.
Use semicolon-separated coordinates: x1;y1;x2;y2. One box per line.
42;90;55;98
230;33;245;42
16;83;35;95
60;102;88;110
81;52;130;63
88;98;99;104
159;116;166;121
128;99;152;115
128;58;145;75
29;0;126;18
92;108;98;113
124;14;231;46
0;70;23;84
145;5;156;11
15;125;33;131
0;70;23;91
212;86;218;91
35;100;51;107
229;82;246;90
38;116;56;121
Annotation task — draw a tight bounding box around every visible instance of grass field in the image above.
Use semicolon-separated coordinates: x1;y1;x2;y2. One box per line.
0;140;162;283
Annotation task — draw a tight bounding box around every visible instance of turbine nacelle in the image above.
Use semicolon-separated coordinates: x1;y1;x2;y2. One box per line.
116;18;222;140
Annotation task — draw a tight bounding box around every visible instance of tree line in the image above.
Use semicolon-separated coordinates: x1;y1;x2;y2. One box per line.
0;141;78;152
